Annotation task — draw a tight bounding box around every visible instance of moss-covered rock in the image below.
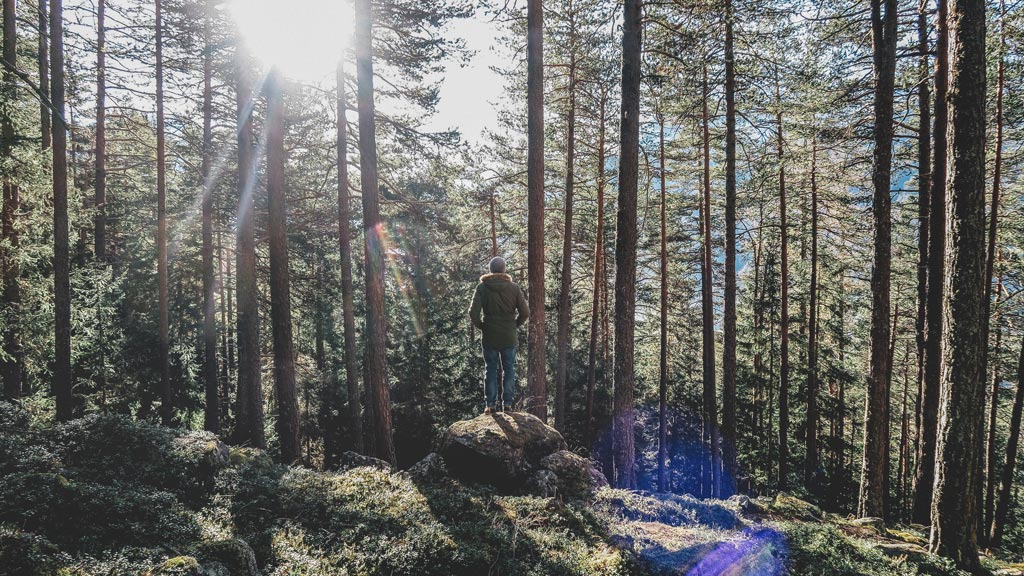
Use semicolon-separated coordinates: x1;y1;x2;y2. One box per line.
771;492;823;521
439;412;566;490
404;452;449;484
196;538;259;576
228;446;273;468
536;450;607;500
338;450;394;472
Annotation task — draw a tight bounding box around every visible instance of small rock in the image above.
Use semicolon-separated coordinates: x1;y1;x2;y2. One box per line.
339;451;394;472
727;494;762;514
851;517;886;531
405;452;449;483
196;538;259;576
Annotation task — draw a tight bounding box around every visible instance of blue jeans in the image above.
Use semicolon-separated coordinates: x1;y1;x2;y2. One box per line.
483;346;516;408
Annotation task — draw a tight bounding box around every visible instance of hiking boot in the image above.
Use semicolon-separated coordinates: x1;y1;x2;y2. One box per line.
484;406;494;415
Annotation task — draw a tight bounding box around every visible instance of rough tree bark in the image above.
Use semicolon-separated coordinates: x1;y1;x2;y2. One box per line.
612;0;641;490
331;63;363;461
265;69;301;464
233;49;265;449
776;70;790;492
94;0;106;260
913;0;931;492
1;0;22;401
200;0;218;433
806;135;820;483
50;0;72;421
554;48;576;432
700;65;720;498
720;0;738;497
858;0;897;520
913;0;948;525
155;0;171;425
991;331;1024;546
525;0;547;421
584;89;607;446
354;0;395;464
37;0;49;150
657;110;668;493
984;275;1002;534
981;0;1005;541
929;0;986;567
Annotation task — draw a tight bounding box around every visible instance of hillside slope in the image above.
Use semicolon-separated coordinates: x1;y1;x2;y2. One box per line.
0;403;1016;575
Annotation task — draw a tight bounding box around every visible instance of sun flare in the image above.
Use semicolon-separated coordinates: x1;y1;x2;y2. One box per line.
228;0;353;82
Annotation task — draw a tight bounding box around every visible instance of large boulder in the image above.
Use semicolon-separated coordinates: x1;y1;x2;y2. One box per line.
440;412;567;490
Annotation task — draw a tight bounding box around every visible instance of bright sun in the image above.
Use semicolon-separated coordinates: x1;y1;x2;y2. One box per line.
228;0;353;83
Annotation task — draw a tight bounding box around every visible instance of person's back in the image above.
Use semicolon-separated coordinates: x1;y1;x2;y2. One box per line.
469;257;528;413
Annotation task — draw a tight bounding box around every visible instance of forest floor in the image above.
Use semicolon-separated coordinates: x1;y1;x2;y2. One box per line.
0;402;1021;576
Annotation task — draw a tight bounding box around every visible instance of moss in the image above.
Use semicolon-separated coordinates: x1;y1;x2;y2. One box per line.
228;447;272;468
0;525;72;576
149;556;201;575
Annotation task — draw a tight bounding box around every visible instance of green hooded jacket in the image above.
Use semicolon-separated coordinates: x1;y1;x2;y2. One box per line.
468;273;530;349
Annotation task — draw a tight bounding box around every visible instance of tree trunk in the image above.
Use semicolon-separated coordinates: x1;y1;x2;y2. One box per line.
657;110;668;493
991;330;1024;546
898;342;911;520
930;0;986;566
806;136;820;483
720;0;738;498
200;0;218;433
234;49;265;449
354;0;395;465
94;0;106;260
776;71;790;492
914;0;931;491
700;65;720;498
858;0;896;520
333;63;363;461
913;0;948;525
980;0;1005;542
1;0;22;401
265;69;301;464
155;0;172;425
525;0;547;421
554;55;576;432
50;0;72;421
584;89;607;446
984;275;1002;534
612;0;641;490
37;0;50;150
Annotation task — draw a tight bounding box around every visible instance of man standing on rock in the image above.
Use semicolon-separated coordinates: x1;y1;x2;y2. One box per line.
469;256;530;414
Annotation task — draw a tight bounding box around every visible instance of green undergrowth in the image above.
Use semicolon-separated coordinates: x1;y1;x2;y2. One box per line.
0;402;1006;575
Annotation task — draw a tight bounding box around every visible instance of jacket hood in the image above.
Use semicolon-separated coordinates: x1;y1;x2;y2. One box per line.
480;273;513;283
480;273;514;291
